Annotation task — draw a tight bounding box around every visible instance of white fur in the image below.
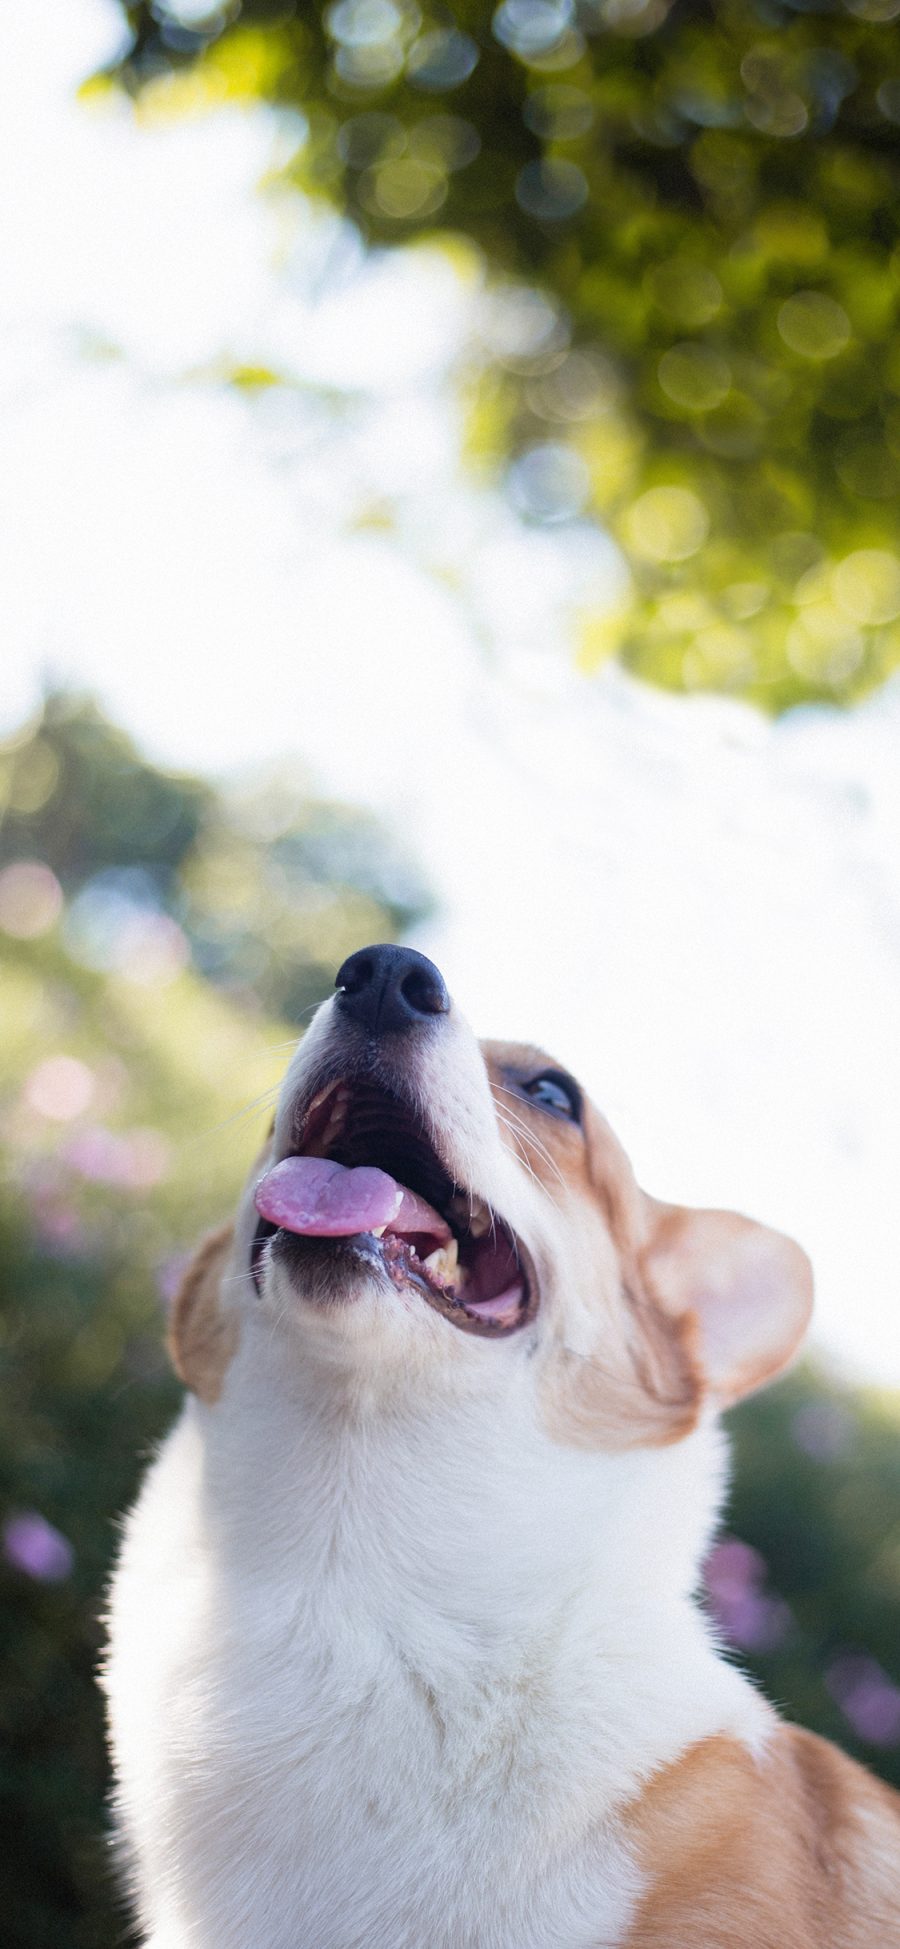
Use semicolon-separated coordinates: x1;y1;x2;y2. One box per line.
104;995;771;1949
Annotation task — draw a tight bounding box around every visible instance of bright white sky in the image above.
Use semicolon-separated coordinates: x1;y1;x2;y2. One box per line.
3;0;900;1386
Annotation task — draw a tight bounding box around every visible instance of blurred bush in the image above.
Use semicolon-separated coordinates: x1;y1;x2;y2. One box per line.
1;695;898;1946
719;1372;900;1790
1;692;430;1022
105;0;900;709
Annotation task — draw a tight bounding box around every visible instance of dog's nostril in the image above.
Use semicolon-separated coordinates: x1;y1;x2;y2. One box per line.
339;954;374;998
400;969;448;1017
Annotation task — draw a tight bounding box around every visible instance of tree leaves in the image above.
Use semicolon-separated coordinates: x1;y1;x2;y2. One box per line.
107;0;900;709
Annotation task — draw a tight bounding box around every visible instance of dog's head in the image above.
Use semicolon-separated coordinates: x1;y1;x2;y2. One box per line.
171;945;812;1457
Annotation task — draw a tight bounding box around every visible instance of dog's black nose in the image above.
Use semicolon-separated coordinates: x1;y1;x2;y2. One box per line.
335;944;450;1035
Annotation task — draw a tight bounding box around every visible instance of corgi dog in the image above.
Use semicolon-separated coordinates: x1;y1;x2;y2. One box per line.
104;945;900;1948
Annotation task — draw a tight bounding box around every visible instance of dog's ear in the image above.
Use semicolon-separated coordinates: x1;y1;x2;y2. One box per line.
639;1199;813;1407
168;1224;238;1404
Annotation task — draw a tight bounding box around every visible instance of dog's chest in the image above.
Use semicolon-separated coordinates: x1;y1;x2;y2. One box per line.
108;1410;740;1949
151;1589;641;1949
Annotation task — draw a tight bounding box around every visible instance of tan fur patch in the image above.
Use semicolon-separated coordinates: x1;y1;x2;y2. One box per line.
484;1042;810;1451
621;1725;900;1946
484;1046;705;1451
168;1224;238;1404
540;1297;704;1452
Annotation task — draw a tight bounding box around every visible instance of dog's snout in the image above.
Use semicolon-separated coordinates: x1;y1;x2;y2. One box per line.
335;944;450;1036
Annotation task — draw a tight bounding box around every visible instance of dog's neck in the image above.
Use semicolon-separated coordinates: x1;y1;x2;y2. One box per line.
201;1328;768;1825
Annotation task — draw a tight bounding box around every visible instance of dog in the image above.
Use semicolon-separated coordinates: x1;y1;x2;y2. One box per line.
104;944;900;1947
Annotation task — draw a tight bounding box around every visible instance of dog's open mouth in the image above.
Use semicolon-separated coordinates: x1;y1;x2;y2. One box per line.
250;1081;535;1337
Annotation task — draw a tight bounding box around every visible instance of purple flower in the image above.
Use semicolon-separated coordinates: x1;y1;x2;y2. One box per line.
3;1512;74;1583
790;1399;856;1461
31;1201;90;1257
826;1654;900;1747
703;1536;792;1653
64;1123;171;1188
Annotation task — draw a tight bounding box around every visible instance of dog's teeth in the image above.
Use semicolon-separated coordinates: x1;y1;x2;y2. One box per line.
371;1225;386;1238
322;1112;346;1145
447;1194;491;1239
300;1085;350;1158
423;1238;459;1284
321;1089;351;1149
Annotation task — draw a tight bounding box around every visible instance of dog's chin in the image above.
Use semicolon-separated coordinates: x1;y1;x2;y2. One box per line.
258;1230;538;1369
268;1229;397;1311
259;1231;449;1367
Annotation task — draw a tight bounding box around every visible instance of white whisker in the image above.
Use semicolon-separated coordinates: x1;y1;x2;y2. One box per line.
492;1091;567;1191
183;1085;282;1150
493;1109;546;1198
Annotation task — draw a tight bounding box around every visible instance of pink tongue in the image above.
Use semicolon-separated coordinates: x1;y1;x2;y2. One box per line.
254;1156;450;1242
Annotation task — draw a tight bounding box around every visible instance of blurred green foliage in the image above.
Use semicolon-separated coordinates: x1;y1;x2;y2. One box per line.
725;1373;900;1787
0;694;429;1022
105;0;900;710
1;695;899;1946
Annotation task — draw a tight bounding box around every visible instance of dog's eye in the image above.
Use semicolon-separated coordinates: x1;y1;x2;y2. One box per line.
522;1071;581;1122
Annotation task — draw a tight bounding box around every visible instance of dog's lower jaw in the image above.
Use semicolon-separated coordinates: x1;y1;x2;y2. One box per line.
104;1377;768;1949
